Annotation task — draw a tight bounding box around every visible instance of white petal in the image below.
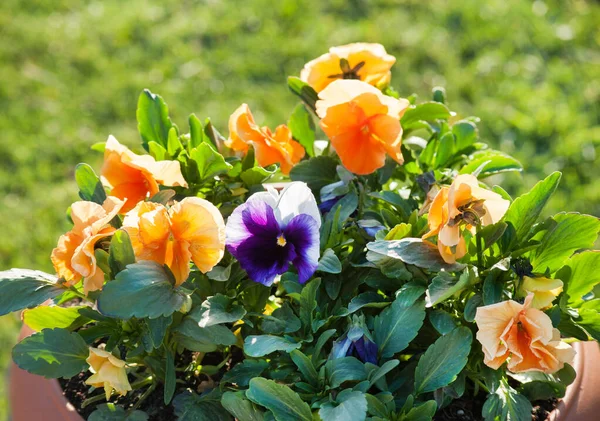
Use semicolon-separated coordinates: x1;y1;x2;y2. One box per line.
275;182;321;228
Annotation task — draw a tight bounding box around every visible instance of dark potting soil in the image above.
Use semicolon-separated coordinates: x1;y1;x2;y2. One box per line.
59;348;244;420
432;395;558;421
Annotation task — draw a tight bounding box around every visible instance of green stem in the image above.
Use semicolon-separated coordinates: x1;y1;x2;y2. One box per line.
476;228;484;268
132;383;157;411
474;378;490;394
81;393;108;409
131;376;153;390
357;181;365;219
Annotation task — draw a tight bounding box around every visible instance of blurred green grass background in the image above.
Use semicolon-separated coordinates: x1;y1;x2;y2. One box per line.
0;0;598;418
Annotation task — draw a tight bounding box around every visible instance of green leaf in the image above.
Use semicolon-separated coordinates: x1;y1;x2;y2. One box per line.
288;103;315;157
404;400;437;421
150;189;176;205
244;335;300;357
174;316;237;352
167;127;184;157
89;404;148;421
137;89;173;150
367;359;399;386
261;303;301;334
241;166;276;187
414;327;472;394
289;155;338;195
246;377;312;421
97;261;187;319
12;328;89;378
0;269;64;316
531;213;600;274
190;143;233;181
574;300;600;341
324;357;367;388
287;77;318;112
164;349;176;405
222;360;269;388
23;305;89;332
561;251;600;306
503;172;561;245
433;132;455;169
222;391;264;421
426;269;473;307
173;391;232;421
319;390;367;421
143;315;172;350
317;249;342;274
290;350;319;386
401;102;450;127
108;230;135;276
452;120;478;151
346;292;387;315
313;329;336;366
148;141;167;160
482;383;532;421
367;239;465;273
188;114;206;149
373;291;426;358
459;151;522;177
196;294;246;327
75;163;107;204
294;278;320;332
428;309;456;335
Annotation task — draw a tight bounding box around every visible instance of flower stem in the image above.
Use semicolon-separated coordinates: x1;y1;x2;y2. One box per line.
476;228;484;267
81;393;107;409
132;382;157;411
131;376;153;389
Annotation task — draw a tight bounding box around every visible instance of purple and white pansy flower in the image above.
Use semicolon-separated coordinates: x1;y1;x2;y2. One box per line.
225;182;321;286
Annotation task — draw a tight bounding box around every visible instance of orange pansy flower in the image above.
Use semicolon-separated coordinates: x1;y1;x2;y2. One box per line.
226;104;305;175
422;174;509;263
51;196;124;294
101;136;188;213
122;197;226;286
301;43;396;93
475;294;575;374
85;347;132;400
316;79;409;175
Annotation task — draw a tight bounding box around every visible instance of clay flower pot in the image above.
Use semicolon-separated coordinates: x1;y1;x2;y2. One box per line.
9;325;84;421
8;326;600;421
547;341;600;421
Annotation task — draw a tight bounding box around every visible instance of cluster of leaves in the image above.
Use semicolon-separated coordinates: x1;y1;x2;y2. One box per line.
1;81;599;421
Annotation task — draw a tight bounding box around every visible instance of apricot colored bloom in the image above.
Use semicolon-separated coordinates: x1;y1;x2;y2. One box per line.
301;43;396;93
475;294;575;374
423;174;509;263
51;196;124;294
519;276;563;310
226;104;304;175
101;135;187;213
316;80;409;175
122;197;225;286
85;347;132;400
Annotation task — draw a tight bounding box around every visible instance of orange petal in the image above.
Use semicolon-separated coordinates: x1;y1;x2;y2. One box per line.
423;187;449;239
122;202;170;264
475;299;523;364
169;197;226;275
51;232;81;284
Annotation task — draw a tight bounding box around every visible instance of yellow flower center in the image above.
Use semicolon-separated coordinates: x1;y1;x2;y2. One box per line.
276;234;287;247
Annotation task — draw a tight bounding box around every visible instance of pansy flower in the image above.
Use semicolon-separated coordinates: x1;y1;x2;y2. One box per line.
122;197;226;286
316;80;410;175
301;43;396;93
331;317;378;364
423;174;509;263
226;182;321;286
475;294;575;374
51;196;124;294
85;347;132;400
226;104;305;175
101;136;187;213
519;276;563;310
